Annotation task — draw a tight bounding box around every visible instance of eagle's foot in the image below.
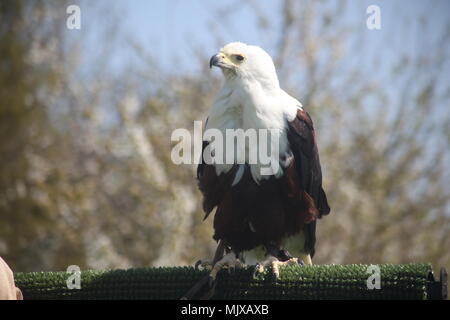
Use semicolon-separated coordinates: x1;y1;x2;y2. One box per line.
252;255;278;278
270;257;304;278
253;256;304;279
181;252;241;300
195;259;213;271
209;251;244;283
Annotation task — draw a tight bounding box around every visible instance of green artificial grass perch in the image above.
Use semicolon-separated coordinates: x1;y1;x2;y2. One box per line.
14;264;447;300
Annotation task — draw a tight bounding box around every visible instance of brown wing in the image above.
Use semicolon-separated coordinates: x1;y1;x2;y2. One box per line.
287;108;330;256
197;141;237;220
196;119;237;221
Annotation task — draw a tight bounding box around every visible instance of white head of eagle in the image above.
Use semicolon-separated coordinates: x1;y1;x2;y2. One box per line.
209;42;280;90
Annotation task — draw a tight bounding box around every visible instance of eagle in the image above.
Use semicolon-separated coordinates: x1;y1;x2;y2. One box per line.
183;42;330;299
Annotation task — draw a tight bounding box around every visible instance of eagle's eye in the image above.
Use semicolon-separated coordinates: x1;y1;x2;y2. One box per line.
234;54;245;62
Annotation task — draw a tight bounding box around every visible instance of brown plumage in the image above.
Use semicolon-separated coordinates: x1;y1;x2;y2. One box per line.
197;109;330;257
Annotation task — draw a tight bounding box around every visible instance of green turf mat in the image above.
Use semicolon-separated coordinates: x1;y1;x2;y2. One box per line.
14;264;446;300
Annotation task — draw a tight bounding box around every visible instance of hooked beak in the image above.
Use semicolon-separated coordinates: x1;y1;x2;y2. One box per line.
209;53;235;73
209;54;220;69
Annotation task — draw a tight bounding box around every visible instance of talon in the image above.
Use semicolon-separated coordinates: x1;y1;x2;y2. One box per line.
271;261;281;279
252;263;263;279
195;259;212;271
298;259;305;266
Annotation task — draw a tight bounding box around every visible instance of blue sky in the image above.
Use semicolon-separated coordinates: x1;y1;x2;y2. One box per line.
67;0;449;108
62;0;449;82
100;0;449;73
116;0;279;71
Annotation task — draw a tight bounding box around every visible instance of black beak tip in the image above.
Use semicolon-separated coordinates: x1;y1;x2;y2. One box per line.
209;54;219;69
